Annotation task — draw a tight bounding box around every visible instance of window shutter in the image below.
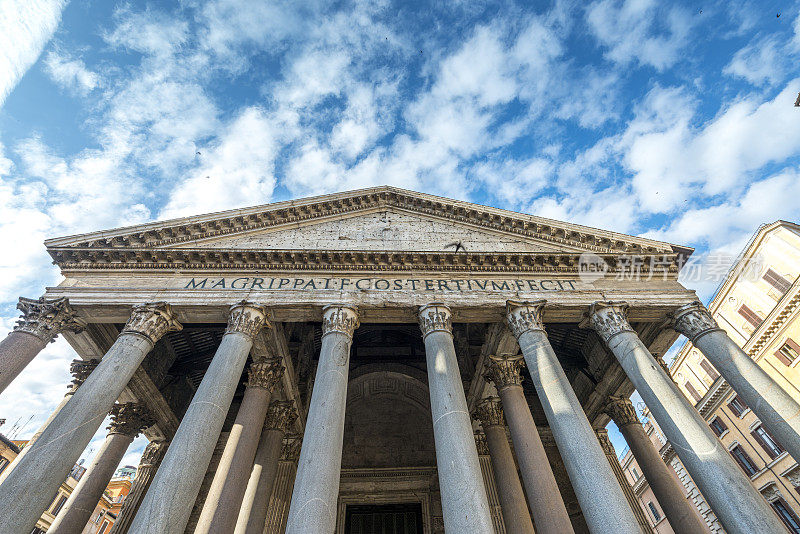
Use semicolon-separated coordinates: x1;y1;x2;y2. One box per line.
738;304;763;328
763;268;792;294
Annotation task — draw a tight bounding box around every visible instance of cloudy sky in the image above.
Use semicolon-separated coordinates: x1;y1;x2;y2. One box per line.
1;0;799;467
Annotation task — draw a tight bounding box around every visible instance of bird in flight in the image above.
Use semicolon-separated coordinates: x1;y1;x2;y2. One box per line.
444;241;466;252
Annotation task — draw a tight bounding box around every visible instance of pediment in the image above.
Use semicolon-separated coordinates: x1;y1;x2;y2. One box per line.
168;209;578;253
45;186;690;271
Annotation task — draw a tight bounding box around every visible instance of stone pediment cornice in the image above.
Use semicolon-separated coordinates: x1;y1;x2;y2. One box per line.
48;246;684;275
45;187;689;257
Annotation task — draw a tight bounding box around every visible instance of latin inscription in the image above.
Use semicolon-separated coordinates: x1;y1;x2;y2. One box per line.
183;277;579;291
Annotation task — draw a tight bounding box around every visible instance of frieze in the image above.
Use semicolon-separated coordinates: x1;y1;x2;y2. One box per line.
13;296;84;343
122;302;182;344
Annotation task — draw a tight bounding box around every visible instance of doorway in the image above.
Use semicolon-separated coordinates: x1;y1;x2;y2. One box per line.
344;503;424;534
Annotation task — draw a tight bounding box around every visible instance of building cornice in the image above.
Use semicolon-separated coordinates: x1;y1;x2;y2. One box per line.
45;187;686;257
48;246;685;274
745;280;800;358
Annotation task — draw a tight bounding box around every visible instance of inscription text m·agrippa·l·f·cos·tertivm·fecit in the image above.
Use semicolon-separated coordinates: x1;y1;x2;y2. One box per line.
183;277;581;292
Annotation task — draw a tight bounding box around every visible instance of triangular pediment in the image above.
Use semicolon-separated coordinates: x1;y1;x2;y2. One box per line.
45;186;691;271
168;208;580;253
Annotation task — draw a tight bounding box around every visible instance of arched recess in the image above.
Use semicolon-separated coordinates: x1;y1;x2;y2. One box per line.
342;368;436;469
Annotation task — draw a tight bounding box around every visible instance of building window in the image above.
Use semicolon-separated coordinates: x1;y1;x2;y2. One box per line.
647;501;662;522
50;494;68;516
0;457;9;475
684;381;702;402
30;528;46;534
738;304;763;329
752;425;784;460
771;497;800;533
776;339;800;366
728;395;749;418
710;416;728;437
764;268;792;295
631;466;640;480
97;520;110;534
699;359;720;381
730;445;759;477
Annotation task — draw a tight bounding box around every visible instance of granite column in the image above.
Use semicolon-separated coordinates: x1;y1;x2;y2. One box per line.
672;301;800;462
0;358;99;483
285;304;359;534
0;296;84;394
49;403;154;534
129;302;268;534
474;397;535;534
196;357;284;534
418;303;494;533
235;401;298;534
586;301;785;534
0;302;181;534
605;396;708;534
506;300;641;534
108;440;169;534
484;354;574;534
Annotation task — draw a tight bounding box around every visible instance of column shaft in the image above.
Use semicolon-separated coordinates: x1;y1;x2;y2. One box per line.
673;302;800;462
236;401;297;534
236;429;283;534
108;440;169;534
129;303;268;534
285;304;358;534
608;403;708;534
0;303;180;534
481;422;535;534
195;359;282;534
48;433;135;533
487;354;574;534
589;302;785;534
0;296;83;394
507;300;642;534
596;430;653;533
419;303;494;533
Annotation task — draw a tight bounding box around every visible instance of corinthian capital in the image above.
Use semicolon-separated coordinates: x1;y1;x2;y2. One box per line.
245;358;283;391
108;403;155;437
604;396;640;427
68;358;100;394
13;297;84;343
584;301;634;344
505;300;545;338
669;301;722;342
474;431;489;455
418;303;452;337
474;397;505;428
226;302;269;338
281;435;302;461
485;354;525;390
322;304;359;338
265;401;298;432
122;302;182;344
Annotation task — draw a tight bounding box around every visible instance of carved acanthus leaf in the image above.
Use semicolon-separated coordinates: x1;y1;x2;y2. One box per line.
246;358;283;391
13;297;84;342
505;300;545;338
669;301;722;342
485;354;525;390
122;302;182;344
474;397;505;428
281;435;302;461
586;301;634;343
226;302;269;337
604;396;640;427
265;401;298;432
322;305;359;337
474;431;490;456
108;403;155;437
418;303;452;337
68;358;100;393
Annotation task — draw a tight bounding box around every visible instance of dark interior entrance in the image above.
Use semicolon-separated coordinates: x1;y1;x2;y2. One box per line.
344;503;424;534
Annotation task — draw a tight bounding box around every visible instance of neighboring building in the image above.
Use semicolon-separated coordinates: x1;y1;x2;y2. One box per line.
0;432;20;478
620;220;800;533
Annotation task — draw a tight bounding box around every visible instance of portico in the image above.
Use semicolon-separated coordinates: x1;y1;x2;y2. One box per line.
0;186;793;533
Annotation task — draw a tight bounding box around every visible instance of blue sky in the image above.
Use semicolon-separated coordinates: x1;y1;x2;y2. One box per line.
1;0;800;465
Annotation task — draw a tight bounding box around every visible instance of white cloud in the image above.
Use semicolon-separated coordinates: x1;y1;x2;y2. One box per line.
104;8;189;57
44;49;101;95
586;0;693;70
724;36;785;86
0;0;67;106
159;107;279;219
